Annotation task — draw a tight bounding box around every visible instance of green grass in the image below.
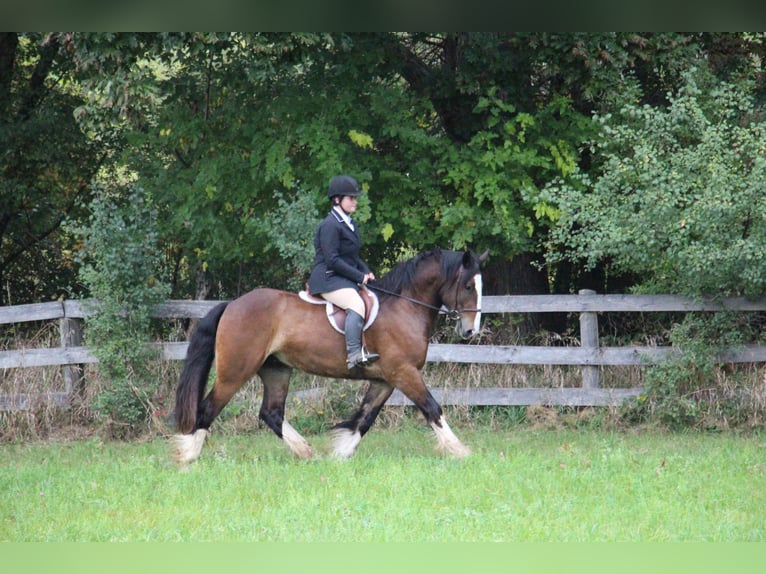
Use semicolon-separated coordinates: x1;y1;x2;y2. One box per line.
2;425;765;541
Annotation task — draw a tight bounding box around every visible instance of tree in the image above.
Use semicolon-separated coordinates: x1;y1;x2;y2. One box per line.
39;33;766;308
0;33;102;305
544;68;766;298
66;33;360;297
60;33;593;303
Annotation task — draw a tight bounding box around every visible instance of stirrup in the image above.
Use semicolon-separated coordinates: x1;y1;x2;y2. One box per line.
347;349;380;370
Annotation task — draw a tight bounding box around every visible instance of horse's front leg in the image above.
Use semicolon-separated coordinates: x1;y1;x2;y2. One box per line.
331;380;393;459
390;366;471;458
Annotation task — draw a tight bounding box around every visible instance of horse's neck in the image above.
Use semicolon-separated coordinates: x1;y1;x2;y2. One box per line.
408;269;445;311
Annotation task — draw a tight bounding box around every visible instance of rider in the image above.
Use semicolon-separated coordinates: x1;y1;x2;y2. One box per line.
308;175;380;370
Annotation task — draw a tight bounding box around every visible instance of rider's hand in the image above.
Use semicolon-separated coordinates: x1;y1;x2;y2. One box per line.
362;273;375;284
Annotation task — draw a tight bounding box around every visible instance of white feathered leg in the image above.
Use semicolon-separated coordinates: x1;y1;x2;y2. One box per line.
171;429;209;467
430;416;471;458
281;420;314;459
330;428;362;459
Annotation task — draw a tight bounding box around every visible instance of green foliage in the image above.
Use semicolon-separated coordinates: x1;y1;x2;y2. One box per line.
263;189;321;291
61;33;612;293
545;69;766;298
73;184;170;436
622;311;763;430
0;33;100;305
439;91;591;251
545;69;766;427
6;32;766;303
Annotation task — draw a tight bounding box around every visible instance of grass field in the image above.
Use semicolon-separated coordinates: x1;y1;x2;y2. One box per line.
2;425;765;542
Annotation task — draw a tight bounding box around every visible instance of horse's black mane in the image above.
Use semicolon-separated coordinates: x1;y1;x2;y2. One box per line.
373;248;476;301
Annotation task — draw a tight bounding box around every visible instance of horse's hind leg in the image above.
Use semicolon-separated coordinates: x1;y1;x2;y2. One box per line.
178;371;249;461
172;376;243;466
331;381;393;459
258;362;313;459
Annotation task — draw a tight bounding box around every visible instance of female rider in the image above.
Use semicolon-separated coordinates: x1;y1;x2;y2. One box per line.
308;175;380;370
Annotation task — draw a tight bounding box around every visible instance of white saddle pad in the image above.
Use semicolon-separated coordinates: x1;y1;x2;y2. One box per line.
298;287;379;334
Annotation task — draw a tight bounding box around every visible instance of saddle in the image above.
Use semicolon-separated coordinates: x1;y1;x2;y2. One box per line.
298;286;380;335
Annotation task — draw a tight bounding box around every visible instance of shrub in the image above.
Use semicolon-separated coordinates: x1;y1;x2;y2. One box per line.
74;184;170;437
545;68;766;428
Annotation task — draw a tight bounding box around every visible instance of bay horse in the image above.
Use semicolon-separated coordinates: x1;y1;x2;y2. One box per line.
172;248;487;466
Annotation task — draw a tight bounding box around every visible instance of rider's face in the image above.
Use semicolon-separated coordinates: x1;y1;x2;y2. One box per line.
340;195;358;214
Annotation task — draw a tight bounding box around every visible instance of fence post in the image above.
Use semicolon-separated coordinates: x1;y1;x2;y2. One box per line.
578;289;600;389
59;317;85;397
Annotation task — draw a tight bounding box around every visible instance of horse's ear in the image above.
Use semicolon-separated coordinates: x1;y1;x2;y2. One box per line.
462;249;489;269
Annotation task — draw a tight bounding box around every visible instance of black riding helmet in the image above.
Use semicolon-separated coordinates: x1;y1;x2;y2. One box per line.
328;175;362;199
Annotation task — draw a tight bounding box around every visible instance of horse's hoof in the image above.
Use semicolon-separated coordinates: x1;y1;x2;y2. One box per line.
330;428;362;459
170;429;209;467
281;421;314;459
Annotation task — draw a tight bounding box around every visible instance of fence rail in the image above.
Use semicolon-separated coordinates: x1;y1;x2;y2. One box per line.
2;293;765;411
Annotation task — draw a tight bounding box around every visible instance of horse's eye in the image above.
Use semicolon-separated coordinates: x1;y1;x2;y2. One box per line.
465;283;473;291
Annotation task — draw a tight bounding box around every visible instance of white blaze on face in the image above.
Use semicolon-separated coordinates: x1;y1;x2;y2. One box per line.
473;273;483;333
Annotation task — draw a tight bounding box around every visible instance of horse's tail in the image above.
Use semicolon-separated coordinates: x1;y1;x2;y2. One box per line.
174;302;229;434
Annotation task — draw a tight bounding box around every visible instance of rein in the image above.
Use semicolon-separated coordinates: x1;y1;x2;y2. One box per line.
365;275;481;321
364;282;444;313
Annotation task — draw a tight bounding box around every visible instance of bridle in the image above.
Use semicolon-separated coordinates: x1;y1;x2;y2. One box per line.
364;269;482;321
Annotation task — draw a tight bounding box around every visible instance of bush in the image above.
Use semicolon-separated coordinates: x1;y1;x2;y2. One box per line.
74;184;170;437
545;69;766;298
544;68;766;427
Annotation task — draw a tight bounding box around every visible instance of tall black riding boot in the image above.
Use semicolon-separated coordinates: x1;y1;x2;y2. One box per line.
345;310;380;370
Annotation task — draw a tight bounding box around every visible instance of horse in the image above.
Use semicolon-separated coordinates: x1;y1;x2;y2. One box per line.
171;248;487;465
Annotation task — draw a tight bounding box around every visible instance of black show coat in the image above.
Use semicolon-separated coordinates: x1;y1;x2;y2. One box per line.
307;209;371;295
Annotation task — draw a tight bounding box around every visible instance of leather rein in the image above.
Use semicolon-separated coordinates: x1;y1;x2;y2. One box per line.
364;270;481;321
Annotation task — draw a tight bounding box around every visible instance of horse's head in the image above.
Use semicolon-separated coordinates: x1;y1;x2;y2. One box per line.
375;247;488;339
446;249;488;339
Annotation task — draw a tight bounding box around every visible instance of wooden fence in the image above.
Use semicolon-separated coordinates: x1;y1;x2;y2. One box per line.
2;291;766;411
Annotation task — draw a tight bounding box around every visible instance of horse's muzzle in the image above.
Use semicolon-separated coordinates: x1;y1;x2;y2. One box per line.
456;321;476;340
456;308;481;340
